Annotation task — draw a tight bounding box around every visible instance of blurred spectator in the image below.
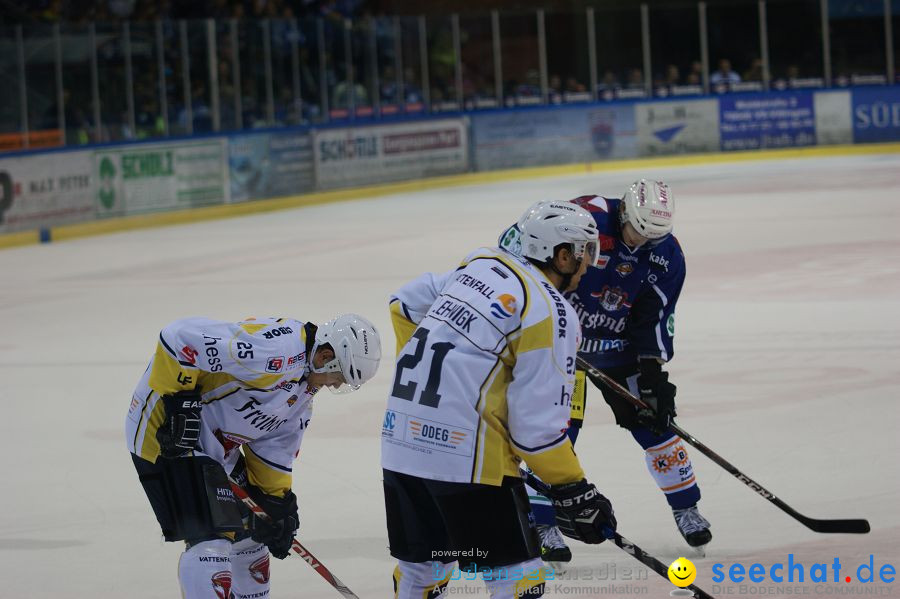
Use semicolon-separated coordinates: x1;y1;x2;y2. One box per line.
177;81;212;132
710;58;741;85
664;64;680;86
512;69;541;98
401;67;424;104
548;73;562;103
626;68;644;89
108;0;136;18
332;78;368;109
743;58;764;82
684;60;703;86
548;74;562;95
565;76;586;93
597;70;621;91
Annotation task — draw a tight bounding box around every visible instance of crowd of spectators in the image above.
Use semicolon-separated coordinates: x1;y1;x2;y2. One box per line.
5;0;363;24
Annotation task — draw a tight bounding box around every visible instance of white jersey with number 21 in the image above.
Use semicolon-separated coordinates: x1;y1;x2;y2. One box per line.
381;246;586;487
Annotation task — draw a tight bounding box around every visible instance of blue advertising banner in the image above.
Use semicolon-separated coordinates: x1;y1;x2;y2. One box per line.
228;131;314;203
852;86;900;143
470;104;636;171
719;92;816;151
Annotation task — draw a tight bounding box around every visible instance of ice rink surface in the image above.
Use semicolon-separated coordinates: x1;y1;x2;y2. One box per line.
1;152;898;598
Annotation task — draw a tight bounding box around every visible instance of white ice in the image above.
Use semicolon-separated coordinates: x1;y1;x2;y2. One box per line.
1;152;898;598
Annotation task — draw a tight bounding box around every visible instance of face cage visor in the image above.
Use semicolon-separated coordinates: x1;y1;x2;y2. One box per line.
311;340;362;394
573;239;599;268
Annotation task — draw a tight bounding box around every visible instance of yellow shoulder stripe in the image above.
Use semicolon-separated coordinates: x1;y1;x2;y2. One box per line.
243;445;292;497
148;342;198;395
515;439;584;486
239;323;268;335
508;316;553;356
389;300;418;354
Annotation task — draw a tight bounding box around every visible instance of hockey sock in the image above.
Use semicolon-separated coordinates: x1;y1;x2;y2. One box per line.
481;558;547;598
393;560;456;599
230;537;270;599
178;538;233;599
632;428;701;509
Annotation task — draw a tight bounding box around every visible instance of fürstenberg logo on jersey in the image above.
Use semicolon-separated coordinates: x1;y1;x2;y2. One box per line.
709;554;896;596
568;292;628;333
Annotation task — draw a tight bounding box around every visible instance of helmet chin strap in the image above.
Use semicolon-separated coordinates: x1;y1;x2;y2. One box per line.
550;257;581;292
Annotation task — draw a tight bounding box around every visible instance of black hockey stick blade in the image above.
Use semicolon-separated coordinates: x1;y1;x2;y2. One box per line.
522;469;715;599
575;356;871;535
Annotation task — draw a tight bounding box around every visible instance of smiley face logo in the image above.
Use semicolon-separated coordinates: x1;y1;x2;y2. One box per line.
667;557;696;587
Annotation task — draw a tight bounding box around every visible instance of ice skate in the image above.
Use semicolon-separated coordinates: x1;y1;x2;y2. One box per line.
538;524;572;572
673;505;712;554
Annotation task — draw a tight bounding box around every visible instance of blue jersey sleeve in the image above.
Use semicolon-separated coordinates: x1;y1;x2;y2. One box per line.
627;238;685;362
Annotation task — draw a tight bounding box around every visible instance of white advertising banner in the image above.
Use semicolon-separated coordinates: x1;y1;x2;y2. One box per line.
94;139;228;217
0;150;94;233
814;90;853;146
636;99;720;156
313;119;468;189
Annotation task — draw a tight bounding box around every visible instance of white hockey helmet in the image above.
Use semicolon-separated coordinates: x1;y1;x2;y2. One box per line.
620;179;675;240
310;314;382;393
517;200;600;265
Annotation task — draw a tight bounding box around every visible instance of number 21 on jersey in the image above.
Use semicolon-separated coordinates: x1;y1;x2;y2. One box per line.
391;327;454;408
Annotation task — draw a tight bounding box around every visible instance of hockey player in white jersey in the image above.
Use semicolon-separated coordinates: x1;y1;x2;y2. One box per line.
126;314;381;599
382;201;618;598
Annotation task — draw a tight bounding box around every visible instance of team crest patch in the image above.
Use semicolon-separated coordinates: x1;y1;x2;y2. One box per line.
615;262;634;277
211;571;232;599
287;394;298;407
266;356;284;372
250;554;271;584
591;286;630;311
490;293;517;319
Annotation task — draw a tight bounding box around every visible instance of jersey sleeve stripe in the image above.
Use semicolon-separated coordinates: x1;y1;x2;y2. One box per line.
244;444;292;473
131;390;154;451
651;284;670;361
509;429;569;453
202;387;240;404
470;356;503;483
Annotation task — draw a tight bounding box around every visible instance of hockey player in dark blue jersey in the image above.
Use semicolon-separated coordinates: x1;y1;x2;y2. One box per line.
499;179;711;564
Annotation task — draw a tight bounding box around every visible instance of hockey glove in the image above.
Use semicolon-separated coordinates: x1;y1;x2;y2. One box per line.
247;486;299;559
636;358;677;435
551;479;616;544
155;391;202;459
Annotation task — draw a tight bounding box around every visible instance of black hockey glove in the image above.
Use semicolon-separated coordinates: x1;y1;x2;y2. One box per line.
247;486;299;559
636;358;677;435
155;390;202;459
551;479;617;544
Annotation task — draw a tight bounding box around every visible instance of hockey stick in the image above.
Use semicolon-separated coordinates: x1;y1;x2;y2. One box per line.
521;470;714;599
576;356;870;534
227;478;360;599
